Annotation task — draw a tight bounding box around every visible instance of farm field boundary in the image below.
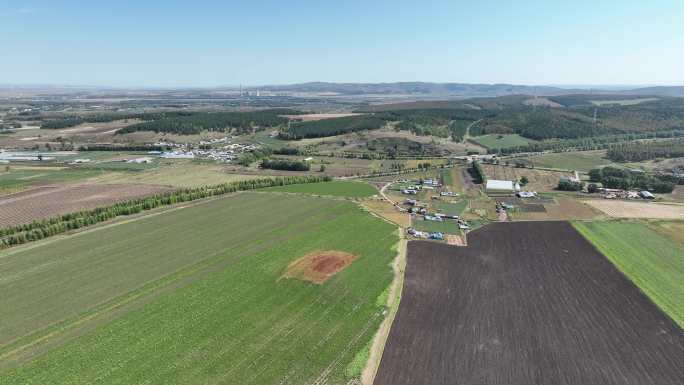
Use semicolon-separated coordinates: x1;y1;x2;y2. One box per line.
0;192;399;384
263;180;377;198
0;175;330;249
375;222;684;385
574;221;684;328
585;199;684;219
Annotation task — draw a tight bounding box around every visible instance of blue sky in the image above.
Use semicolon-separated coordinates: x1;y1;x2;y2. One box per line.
1;0;683;87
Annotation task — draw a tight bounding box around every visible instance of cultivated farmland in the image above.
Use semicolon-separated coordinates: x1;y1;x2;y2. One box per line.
0;183;173;227
263;180;377;198
0;192;399;384
585;199;684;219
515;150;613;172
375;222;684;385
574;221;684;327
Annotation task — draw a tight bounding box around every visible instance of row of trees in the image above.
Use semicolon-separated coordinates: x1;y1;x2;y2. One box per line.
469;161;486;184
488;130;684;155
0;175;330;249
606;139;684;162
557;178;584;191
78;144;170;152
260;158;311;171
272;147;301;155
588;167;675;193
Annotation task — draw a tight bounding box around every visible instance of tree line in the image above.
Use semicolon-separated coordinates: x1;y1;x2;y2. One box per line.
0;175;330;249
78;144;170;152
260;158;311;171
468;161;486;184
606;139;684;162
488;130;684;155
588;167;675;193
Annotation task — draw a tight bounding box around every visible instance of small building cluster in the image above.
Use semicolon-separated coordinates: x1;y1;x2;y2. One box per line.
598;188;654;200
152;139;259;162
407;228;444;240
400;178;443;195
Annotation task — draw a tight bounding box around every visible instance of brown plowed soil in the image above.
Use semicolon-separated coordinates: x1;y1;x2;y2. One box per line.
0;183;173;227
282;250;356;284
375;222;684;385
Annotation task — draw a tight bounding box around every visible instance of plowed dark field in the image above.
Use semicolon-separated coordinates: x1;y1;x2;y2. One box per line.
0;183;173;227
375;222;684;385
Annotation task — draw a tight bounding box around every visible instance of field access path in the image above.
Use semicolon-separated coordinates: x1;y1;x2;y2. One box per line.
375;221;684;385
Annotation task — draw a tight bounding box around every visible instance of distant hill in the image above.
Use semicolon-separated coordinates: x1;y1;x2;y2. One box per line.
2;82;683;99
252;82;584;97
618;86;684;97
251;82;684;98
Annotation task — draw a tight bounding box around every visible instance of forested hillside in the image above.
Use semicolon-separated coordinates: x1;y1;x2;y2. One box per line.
117;110;301;135
278;115;388;139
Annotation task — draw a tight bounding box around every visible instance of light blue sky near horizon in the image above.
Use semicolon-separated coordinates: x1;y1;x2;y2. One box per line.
1;0;683;87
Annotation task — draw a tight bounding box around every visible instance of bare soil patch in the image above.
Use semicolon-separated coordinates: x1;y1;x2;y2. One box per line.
282;250;357;284
509;196;600;220
585;199;684;219
375;222;684;385
0;183;173;227
444;233;466;246
362;199;410;228
59;119;143;135
523;97;563;107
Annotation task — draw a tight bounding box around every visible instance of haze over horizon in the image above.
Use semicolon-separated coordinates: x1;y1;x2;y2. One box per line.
2;0;683;87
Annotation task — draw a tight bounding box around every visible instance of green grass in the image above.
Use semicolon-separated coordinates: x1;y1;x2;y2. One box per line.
77;159;160;172
413;218;458;234
434;200;467;216
573;221;684;328
0;192;398;384
516;150;612;172
469;134;534;149
264;180;377;198
0;167;104;192
440;168;453;186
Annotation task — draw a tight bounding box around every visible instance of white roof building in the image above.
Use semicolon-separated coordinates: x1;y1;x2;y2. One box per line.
486;179;520;192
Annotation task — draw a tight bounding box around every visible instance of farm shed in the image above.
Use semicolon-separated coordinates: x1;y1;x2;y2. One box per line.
486;179;520;193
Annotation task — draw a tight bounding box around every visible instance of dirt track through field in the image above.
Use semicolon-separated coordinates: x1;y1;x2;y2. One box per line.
375;222;684;385
0;184;173;227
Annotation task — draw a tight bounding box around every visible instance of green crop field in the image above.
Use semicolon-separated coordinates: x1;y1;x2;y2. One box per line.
434;200;467;216
516;150;613;172
0;193;399;384
469;134;534;149
440;168;453;186
573;221;684;328
264;180;377;198
0;166;104;193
